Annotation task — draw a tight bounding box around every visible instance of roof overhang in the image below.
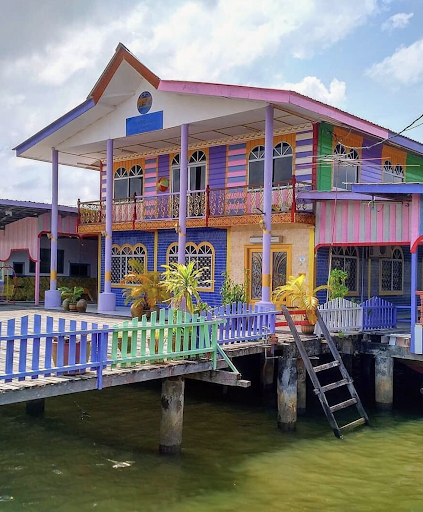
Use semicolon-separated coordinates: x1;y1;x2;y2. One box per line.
13;43;423;172
351;183;423;195
0;199;77;230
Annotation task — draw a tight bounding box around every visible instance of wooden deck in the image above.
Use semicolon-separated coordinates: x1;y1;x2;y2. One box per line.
0;306;269;406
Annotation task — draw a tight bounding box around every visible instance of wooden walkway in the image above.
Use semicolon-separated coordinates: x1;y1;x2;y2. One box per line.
0;305;269;406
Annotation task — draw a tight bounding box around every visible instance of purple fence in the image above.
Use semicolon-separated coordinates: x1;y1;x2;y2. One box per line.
360;297;397;330
0;315;110;389
208;302;276;345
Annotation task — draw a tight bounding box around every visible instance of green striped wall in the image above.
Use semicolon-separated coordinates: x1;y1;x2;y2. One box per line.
317;122;333;191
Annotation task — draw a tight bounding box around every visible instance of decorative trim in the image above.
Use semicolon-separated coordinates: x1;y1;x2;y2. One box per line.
78;212;315;233
108;124;313;164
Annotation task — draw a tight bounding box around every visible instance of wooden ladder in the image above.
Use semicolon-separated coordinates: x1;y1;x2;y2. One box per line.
281;306;369;439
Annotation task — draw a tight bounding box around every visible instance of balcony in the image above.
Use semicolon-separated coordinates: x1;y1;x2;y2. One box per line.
77;180;314;232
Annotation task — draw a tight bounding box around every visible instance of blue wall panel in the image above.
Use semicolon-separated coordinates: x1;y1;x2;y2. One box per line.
157;227;227;307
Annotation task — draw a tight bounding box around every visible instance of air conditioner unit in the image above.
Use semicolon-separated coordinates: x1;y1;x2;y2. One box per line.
369;246;392;258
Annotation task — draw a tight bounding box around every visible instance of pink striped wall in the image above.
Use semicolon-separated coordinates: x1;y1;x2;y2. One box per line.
0;213;78;261
315;200;411;247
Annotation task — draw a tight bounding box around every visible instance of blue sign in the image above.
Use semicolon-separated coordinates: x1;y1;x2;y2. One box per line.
137;91;153;114
126;111;163;136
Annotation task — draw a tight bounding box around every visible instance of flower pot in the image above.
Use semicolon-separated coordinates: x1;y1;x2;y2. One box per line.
130;303;144;320
52;338;91;374
69;303;77;312
62;298;70;311
76;298;87;313
301;323;315;335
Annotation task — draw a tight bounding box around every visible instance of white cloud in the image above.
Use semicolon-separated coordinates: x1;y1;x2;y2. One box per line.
279;77;347;107
382;12;414;31
367;38;423;85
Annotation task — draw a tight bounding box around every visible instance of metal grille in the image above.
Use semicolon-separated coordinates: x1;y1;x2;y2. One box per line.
111;244;146;284
167;243;213;289
331;246;358;293
251;252;262;300
381;248;403;292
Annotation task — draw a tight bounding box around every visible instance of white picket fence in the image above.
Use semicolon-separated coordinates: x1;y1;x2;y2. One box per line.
314;296;397;336
314;298;363;336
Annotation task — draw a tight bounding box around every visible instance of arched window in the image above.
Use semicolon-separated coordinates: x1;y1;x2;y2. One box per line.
273;142;293;184
188;151;206;191
333;143;359;191
383;160;404;183
380;246;403;294
171;154;180;193
166;242;214;290
330;246;359;293
111;243;147;284
113;164;143;199
248;145;265;188
248;143;294;188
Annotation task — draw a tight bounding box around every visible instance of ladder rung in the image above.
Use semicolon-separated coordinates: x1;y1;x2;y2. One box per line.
330;398;357;413
321;379;350;393
314;360;340;372
340;417;366;432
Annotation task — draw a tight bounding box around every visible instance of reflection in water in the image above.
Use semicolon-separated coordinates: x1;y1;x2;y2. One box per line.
1;384;423;512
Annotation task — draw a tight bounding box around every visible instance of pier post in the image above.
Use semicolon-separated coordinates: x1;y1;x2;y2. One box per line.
26;399;45;417
277;356;297;431
159;377;185;455
375;355;393;411
297;358;306;415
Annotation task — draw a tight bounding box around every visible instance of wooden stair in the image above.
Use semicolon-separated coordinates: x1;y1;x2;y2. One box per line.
281;306;369;439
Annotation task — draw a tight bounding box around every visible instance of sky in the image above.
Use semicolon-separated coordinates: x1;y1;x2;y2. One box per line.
1;0;423;206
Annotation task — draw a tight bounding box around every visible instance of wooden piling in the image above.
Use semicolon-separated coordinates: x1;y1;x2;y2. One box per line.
277;356;297;431
375;355;393;411
297;359;306;415
159;377;185;455
26;399;45;417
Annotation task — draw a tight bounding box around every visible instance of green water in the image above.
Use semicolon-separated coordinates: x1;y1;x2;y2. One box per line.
1;384;423;512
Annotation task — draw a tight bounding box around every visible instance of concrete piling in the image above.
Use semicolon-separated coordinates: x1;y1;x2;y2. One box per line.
297;359;306;415
26;399;45;417
277;356;297;431
375;355;393;411
159;377;185;455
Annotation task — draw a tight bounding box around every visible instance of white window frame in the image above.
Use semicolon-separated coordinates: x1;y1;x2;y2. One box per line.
111;244;147;285
382;160;404;183
166;242;214;291
332;143;359;191
330;246;359;294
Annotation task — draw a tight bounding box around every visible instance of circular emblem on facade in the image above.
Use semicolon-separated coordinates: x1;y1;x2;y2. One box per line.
137;91;152;114
157;177;169;192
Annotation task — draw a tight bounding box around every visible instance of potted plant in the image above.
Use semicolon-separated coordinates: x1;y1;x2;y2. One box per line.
161;262;210;352
273;274;330;334
121;259;170;320
220;271;248;305
328;269;349;300
58;286;86;312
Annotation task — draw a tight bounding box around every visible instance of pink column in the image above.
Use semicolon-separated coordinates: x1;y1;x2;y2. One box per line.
44;148;61;308
258;105;274;308
35;237;40;306
98;138;116;312
178;124;189;264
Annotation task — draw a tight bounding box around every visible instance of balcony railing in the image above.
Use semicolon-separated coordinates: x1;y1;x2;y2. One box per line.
78;179;312;226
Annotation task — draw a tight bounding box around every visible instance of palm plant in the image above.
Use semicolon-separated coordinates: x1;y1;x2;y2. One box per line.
161;261;209;314
121;259;170;309
58;285;85;304
273;274;330;325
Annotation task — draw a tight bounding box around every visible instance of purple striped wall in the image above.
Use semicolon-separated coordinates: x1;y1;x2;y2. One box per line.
227;143;246;186
208;145;226;189
295;129;313;182
144;157;157;196
362;137;382;183
158;154;169;180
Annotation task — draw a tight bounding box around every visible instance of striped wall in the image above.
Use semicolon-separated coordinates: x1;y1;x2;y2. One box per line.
157;154;169;181
315;200;411;246
226;143;247;187
295;129;313;182
0;213;78;261
100;165;107;201
144;157;157;196
209;145;226;189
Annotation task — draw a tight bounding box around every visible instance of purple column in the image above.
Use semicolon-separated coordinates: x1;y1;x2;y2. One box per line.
44;149;61;308
258;105;274;309
411;249;417;352
35;237;40;305
98;139;116;312
178;124;188;264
